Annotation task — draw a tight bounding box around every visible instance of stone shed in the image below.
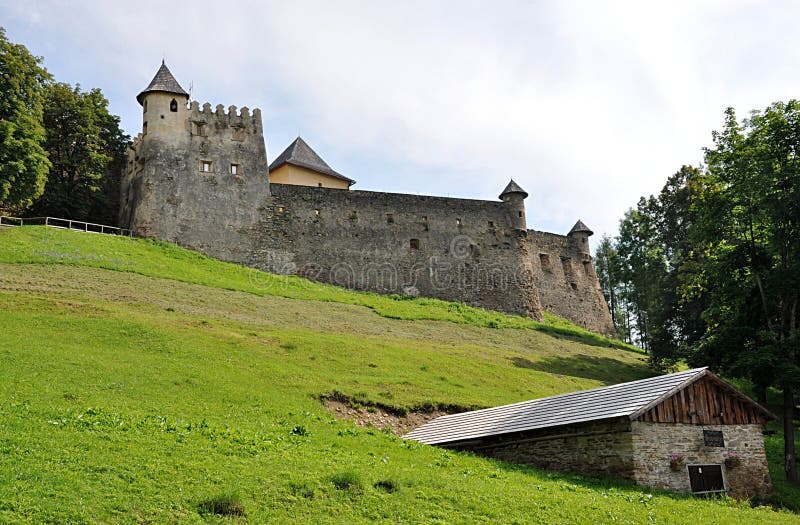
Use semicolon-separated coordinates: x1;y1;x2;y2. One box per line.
404;368;775;499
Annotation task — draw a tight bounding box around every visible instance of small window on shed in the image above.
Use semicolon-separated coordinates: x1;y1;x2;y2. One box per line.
170;98;178;112
703;430;725;447
386;213;394;224
200;160;212;172
410;238;420;250
230;164;239;175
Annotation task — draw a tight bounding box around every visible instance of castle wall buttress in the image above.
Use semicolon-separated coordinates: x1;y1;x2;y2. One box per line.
527;230;616;335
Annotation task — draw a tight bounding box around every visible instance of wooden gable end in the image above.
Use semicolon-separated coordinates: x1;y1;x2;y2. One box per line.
636;375;769;425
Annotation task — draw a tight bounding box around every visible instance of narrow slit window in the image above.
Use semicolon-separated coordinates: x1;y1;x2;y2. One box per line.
387;213;394;224
410;238;420;250
518;211;523;218
143;100;148;112
456;218;462;226
200;160;212;172
230;164;239;175
143;122;148;135
170;98;178;112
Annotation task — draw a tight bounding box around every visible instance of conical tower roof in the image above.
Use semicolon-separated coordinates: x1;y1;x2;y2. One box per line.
499;179;529;199
136;60;189;105
269;137;355;185
569;219;594;236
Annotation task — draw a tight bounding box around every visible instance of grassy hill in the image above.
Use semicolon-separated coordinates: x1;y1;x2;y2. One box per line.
0;226;797;524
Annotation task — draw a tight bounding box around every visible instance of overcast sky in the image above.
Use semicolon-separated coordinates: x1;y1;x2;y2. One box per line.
2;1;798;242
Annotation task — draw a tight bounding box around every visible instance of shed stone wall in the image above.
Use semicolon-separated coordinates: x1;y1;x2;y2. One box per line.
630;421;771;499
447;418;635;478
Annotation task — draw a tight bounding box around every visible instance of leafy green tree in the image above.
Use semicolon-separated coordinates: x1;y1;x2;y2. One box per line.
30;82;129;222
0;27;51;210
686;103;800;483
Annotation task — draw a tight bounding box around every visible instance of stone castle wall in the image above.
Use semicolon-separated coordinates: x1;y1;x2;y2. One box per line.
528;230;616;335
630;422;771;499
121;91;615;332
249;184;542;318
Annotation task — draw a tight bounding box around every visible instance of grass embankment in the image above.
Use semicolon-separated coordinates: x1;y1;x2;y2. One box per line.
0;227;639;352
0;227;797;523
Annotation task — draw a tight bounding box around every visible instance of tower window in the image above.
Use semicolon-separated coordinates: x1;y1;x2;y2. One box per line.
230;164;239;175
143;122;147;135
143;100;148;112
200;160;212;172
410;238;420;250
518;211;523;218
170;98;178;112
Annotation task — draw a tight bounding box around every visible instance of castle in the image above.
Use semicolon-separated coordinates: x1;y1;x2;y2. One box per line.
120;62;615;335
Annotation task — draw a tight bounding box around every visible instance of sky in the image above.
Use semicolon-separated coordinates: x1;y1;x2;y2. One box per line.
2;0;799;242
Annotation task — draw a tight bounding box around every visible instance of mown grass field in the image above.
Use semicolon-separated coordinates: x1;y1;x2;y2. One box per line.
0;226;798;524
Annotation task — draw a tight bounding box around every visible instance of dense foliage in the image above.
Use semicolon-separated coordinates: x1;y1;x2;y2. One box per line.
0;28;51;210
0;28;128;222
599;102;800;483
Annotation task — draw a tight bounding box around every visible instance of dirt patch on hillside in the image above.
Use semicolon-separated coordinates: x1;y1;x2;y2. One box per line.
324;399;451;436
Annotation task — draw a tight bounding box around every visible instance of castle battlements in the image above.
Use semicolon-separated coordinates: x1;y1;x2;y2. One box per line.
191;101;262;131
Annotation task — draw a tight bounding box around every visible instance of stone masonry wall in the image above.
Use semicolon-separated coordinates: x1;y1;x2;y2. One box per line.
249;184;542;319
121;99;269;263
631;422;771;499
449;418;635;478
528;230;615;335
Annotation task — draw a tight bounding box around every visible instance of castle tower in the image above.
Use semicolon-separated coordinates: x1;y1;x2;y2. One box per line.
120;61;269;263
499;179;528;230
567;219;594;254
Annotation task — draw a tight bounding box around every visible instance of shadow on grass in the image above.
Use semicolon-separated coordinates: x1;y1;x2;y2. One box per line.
510;355;654;385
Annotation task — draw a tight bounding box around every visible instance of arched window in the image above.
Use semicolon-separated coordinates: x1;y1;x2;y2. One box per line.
170;98;178;112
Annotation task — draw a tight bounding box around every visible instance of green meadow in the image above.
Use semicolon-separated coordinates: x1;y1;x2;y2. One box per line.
0;227;797;523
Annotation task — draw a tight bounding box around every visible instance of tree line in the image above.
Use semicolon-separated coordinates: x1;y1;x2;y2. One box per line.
0;28;128;224
597;102;800;483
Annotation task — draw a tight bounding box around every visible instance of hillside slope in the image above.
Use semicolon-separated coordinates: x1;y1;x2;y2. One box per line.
0;227;797;523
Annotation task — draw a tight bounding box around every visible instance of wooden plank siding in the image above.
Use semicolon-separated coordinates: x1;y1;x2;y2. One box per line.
636;376;768;425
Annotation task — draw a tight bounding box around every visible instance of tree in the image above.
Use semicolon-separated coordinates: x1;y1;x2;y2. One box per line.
0;27;51;210
30;82;129;222
687;103;800;483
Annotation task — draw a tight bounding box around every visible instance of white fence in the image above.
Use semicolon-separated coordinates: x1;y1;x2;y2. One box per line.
0;216;133;237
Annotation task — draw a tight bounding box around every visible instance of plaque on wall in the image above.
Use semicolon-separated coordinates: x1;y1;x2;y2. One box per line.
703;430;725;447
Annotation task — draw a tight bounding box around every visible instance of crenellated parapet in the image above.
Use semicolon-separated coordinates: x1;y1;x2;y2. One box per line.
189;101;262;133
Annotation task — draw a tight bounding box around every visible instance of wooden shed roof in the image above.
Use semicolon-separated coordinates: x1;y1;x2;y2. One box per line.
403;367;774;446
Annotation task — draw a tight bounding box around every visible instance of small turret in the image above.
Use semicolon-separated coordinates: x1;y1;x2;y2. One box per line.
499;179;528;230
137;61;190;140
567;219;594;251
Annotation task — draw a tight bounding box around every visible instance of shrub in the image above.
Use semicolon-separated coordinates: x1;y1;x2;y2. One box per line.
197;492;245;516
331;471;362;491
374;478;399;493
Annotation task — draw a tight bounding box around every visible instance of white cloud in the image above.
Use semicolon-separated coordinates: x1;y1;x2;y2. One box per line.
2;0;799;241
